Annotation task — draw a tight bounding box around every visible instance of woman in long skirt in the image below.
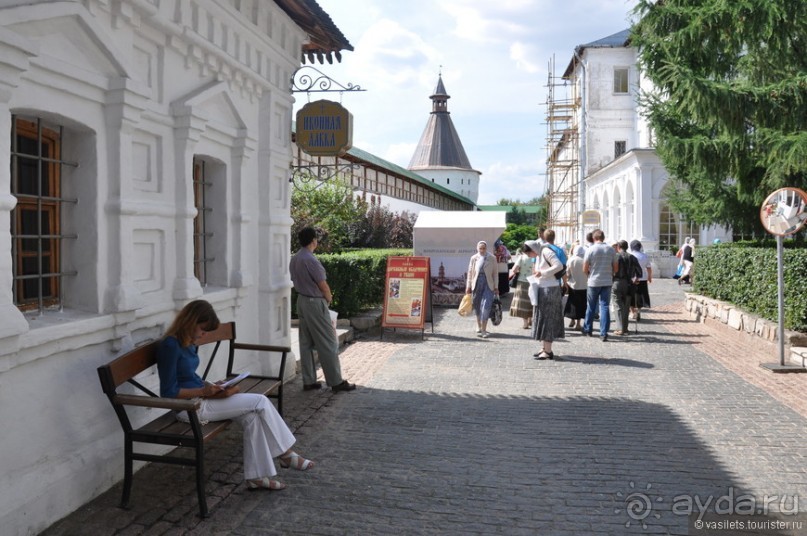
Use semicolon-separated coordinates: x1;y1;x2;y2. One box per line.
629;240;652;320
465;241;498;338
562;245;587;329
509;243;536;328
532;231;566;359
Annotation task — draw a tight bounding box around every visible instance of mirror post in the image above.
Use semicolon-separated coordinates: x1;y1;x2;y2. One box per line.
760;187;807;373
776;235;785;367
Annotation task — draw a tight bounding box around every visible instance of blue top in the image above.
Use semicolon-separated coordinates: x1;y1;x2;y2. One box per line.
156;336;205;398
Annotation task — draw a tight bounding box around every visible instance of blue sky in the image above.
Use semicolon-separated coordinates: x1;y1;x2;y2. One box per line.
300;0;639;204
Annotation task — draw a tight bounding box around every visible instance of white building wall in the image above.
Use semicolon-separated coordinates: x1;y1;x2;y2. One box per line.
573;42;731;252
581;47;639;176
0;0;305;532
416;167;481;204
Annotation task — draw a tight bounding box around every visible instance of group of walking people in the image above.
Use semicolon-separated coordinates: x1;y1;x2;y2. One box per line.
464;228;655;359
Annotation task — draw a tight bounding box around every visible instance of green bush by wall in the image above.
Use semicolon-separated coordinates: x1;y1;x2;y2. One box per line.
292;248;412;318
695;243;807;332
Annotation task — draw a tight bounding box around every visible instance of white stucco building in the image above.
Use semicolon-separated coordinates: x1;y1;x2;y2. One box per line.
0;0;350;533
546;29;731;260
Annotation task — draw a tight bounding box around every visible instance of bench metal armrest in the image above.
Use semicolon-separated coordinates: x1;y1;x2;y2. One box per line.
113;394;202;412
231;343;291;353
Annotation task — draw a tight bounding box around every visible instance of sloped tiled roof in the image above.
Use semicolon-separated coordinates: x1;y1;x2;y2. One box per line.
563;28;631;78
274;0;353;64
408;76;474;171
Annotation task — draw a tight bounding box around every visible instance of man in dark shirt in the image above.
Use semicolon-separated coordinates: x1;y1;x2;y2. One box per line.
289;227;356;393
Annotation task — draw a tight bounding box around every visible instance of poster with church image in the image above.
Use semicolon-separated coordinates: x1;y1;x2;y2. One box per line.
413;211;507;307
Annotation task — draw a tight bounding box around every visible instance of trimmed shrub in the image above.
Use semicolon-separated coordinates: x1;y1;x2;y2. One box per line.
292;248;412;318
695;243;807;332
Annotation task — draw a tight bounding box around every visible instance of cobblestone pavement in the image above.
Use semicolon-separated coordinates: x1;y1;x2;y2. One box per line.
42;280;807;536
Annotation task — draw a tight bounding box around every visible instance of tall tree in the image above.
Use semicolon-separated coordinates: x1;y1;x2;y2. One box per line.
632;0;807;234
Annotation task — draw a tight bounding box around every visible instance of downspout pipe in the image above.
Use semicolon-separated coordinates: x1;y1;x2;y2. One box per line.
573;48;587;243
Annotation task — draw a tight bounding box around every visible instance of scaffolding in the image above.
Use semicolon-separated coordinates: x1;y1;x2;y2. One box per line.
545;54;580;246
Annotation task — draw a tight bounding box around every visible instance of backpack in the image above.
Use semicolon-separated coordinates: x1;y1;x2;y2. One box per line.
545;244;567;280
617;252;642;281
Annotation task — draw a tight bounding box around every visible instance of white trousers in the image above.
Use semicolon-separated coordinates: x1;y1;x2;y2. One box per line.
178;393;295;479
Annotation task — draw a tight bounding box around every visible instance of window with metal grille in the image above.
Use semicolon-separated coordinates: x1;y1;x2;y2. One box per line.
613;68;629;94
10;116;78;313
614;140;627;159
193;157;214;286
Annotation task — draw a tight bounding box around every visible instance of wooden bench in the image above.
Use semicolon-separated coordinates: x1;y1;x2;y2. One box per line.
96;321;289;517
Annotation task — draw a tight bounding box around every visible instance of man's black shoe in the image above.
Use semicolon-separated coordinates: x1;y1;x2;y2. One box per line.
600;335;608;342
331;380;356;392
303;382;322;391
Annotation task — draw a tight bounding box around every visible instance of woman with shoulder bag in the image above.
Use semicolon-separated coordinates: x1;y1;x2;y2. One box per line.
532;230;565;360
465;240;499;338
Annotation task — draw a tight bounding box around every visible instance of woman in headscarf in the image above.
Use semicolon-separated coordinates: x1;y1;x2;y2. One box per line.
509;241;539;329
678;237;695;285
465;240;499;338
629;240;652;321
562;245;588;330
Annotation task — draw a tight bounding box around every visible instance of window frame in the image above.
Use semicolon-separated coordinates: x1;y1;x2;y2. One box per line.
613;67;629;94
614;140;627;159
10;116;78;313
192;157;215;286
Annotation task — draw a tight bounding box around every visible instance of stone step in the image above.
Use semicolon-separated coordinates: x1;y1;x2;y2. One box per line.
791;346;807;367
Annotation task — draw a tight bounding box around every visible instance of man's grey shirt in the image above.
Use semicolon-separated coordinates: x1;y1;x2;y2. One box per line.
289;247;326;298
583;243;617;287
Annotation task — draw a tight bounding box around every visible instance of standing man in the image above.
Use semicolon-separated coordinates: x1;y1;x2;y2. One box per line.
289;227;356;393
582;229;618;341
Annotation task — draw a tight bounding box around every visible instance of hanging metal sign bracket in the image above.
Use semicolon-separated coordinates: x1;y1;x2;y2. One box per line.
290;66;365;190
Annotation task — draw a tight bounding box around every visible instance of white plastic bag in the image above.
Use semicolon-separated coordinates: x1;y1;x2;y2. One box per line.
329;309;338;330
526;275;540;306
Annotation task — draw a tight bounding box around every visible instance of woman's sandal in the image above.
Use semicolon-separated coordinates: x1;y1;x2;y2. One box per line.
534;351;554;360
247;477;286;491
279;452;315;471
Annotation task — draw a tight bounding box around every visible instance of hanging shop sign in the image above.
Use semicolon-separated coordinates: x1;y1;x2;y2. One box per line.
295;100;353;157
582;209;601;226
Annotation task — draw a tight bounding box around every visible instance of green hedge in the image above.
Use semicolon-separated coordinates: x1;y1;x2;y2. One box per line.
695;243;807;332
292;248;412;318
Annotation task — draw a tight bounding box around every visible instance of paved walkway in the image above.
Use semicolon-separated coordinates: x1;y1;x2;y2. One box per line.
42;280;807;535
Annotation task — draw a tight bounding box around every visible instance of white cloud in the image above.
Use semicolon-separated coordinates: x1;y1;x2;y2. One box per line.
384;143;418;168
510;42;541;74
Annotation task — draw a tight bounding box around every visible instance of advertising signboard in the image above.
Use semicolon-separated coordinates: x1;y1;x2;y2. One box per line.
382;256;431;332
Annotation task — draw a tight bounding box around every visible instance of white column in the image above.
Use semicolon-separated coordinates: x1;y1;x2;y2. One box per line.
0;30;37;339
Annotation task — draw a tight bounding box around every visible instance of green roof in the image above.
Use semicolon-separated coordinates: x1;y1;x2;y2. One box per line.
477;205;544;214
344;146;474;205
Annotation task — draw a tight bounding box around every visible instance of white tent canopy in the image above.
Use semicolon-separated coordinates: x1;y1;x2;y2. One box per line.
414;211;507;305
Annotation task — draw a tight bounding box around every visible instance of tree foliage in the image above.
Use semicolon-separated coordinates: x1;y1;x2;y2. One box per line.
495;196;548;227
631;0;807;234
291;178;416;252
501;223;538;255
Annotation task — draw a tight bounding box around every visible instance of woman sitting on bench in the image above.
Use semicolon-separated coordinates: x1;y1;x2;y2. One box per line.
157;300;314;491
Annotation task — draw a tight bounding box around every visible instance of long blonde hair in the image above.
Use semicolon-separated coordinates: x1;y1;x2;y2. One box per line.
164;300;220;347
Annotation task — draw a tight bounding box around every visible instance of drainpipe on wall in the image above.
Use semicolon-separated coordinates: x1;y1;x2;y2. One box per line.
574;48;588;243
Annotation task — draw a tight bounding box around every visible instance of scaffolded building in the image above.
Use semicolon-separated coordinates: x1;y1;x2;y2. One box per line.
545;54;581;247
